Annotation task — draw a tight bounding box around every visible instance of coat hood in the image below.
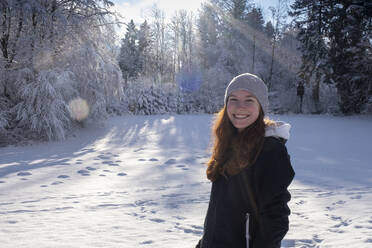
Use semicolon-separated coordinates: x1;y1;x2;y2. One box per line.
265;121;291;141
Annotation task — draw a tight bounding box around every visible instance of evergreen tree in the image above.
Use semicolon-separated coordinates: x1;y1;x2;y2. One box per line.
264;21;275;39
137;20;152;77
118;20;140;86
290;0;331;113
245;6;264;73
197;2;219;70
328;1;372;114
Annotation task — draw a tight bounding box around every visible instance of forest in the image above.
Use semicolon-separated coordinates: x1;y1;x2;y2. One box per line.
0;0;371;144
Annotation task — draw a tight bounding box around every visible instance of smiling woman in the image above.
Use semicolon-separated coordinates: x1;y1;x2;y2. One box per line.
196;73;295;248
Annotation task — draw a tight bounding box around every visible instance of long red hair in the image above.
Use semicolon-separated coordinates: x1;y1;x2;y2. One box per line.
206;106;272;182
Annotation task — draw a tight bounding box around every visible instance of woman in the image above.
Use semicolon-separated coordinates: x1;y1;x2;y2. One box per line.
196;73;295;248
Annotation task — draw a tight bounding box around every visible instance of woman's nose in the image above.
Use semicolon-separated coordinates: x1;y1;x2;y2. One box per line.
236;101;246;108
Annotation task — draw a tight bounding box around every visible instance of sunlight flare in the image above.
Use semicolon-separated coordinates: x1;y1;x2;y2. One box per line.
68;97;90;121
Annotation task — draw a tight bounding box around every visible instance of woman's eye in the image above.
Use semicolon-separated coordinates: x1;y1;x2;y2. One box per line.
229;98;237;102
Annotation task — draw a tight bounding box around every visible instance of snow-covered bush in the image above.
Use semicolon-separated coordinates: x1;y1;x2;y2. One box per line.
12;69;71;140
126;81;175;115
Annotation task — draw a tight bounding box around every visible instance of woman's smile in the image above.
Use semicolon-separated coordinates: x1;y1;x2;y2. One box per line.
233;114;250;119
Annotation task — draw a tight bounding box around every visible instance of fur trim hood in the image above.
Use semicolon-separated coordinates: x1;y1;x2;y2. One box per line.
265;121;291;141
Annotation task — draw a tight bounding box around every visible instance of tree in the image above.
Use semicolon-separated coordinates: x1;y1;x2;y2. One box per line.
245;6;264;73
291;0;372;114
197;2;220;70
169;10;195;80
266;0;290;90
0;0;124;142
149;4;169;83
328;1;372;114
290;0;331;113
118;20;140;86
137;20;152;77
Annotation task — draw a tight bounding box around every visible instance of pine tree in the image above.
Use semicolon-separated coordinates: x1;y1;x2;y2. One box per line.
137;20;151;77
197;2;219;70
118;20;140;86
245;6;264;73
328;1;371;114
290;0;331;113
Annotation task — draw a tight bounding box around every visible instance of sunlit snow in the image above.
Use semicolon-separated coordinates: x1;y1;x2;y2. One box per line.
1;114;371;247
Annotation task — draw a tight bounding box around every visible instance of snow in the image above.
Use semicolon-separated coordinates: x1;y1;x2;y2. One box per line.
0;114;371;247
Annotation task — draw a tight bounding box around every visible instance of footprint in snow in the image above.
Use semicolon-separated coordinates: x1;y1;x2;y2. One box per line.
296;200;306;205
149;158;159;161
140;240;154;245
164;159;176;165
175;164;189;170
51;181;64;185
86;166;97;171
174;225;203;235
149;218;165;223
57;175;70;179
77;170;90;176
134;148;145;152
173;216;186;220
117;172;127;176
101;161;118;166
0;180;5;184
138;158;146;161
17;171;32;176
350;195;362;199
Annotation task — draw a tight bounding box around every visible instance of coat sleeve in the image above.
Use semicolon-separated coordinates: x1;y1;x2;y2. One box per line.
252;140;295;248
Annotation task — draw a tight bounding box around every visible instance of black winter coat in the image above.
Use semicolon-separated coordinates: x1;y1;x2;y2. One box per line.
196;136;295;248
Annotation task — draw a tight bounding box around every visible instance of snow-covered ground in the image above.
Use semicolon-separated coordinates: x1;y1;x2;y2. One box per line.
0;114;371;248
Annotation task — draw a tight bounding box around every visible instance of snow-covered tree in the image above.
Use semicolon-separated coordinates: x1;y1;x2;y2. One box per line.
138;20;152;77
291;0;372;114
118;20;140;86
327;1;371;114
0;0;124;143
290;0;332;113
169;10;195;80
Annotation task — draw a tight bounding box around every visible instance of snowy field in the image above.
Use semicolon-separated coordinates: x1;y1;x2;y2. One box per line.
0;114;372;248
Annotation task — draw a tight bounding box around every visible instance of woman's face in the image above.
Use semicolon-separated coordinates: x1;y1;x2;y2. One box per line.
227;90;260;132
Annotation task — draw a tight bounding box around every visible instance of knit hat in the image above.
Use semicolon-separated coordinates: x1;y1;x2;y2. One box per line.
224;73;269;114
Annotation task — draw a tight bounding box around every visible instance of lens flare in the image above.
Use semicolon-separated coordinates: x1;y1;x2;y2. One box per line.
68;97;89;121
